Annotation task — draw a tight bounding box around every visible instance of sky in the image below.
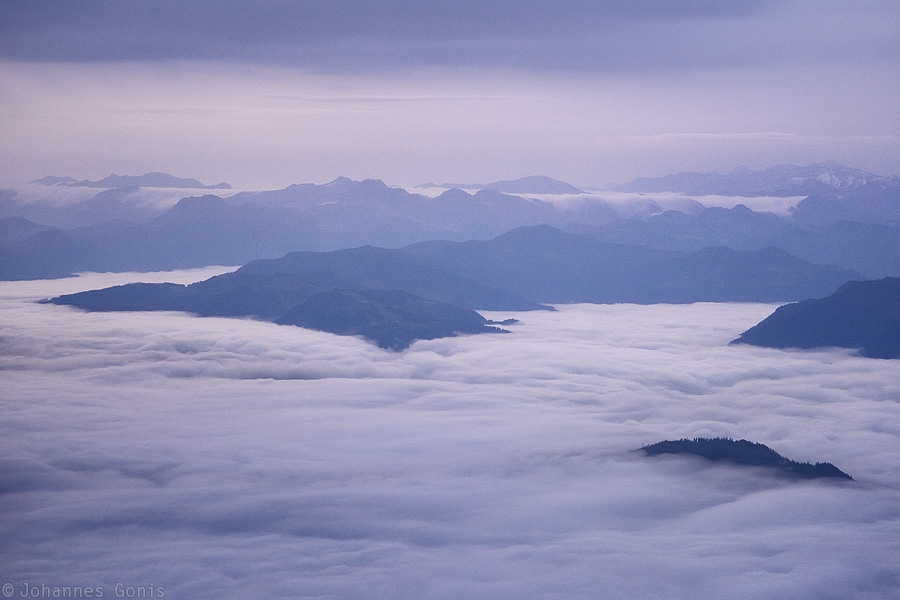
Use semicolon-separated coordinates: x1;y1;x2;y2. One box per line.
2;268;900;599
1;1;899;189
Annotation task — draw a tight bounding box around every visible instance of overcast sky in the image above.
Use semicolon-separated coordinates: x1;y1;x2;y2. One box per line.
1;1;899;188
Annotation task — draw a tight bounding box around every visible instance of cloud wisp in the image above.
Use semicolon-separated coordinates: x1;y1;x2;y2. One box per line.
2;270;899;598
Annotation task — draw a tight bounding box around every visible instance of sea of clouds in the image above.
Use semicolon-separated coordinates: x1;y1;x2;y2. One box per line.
1;269;899;599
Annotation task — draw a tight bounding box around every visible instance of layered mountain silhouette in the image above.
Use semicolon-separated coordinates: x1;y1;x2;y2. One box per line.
0;216;52;246
481;176;584;195
571;204;900;278
613;162;893;198
402;225;859;304
45;225;862;348
4;164;898;285
422;175;584;194
235;245;544;311
733;277;900;358
33;172;231;189
642;437;852;480
17;163;898;350
26;222;857;303
609;163;900;232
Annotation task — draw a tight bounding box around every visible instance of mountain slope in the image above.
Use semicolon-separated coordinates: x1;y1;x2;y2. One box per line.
403;225;861;304
44;264;514;350
570;205;900;278
237;245;545;311
789;180;900;227
733;277;900;358
642;438;852;480
277;289;507;350
5;167;896;282
614;162;891;197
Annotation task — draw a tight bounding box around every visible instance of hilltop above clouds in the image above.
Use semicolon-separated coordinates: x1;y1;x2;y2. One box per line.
734;277;900;359
45;224;857;349
610;162;895;198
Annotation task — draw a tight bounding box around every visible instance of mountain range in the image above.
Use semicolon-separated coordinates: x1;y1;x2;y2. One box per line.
402;225;858;304
18;162;900;351
3;164;900;282
34;223;858;305
32;172;231;189
611;162;896;198
46;225;859;348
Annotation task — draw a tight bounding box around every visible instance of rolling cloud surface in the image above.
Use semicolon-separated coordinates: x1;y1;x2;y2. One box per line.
1;270;899;598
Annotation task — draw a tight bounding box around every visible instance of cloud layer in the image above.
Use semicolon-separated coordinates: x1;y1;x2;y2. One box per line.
1;2;899;187
2;270;899;598
1;1;896;73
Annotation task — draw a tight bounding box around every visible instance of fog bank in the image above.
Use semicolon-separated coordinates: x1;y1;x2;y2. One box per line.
1;270;898;599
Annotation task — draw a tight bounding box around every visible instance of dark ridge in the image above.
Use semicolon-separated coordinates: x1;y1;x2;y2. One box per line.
276;288;508;350
733;277;900;358
487;318;519;325
0;216;54;246
403;225;860;304
641;437;852;480
236;244;546;311
42;251;522;350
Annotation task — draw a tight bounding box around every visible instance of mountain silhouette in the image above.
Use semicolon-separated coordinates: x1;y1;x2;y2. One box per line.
642;437;852;480
45;276;510;350
41;246;528;349
733;277;900;358
614;163;891;198
33;172;231;189
403;225;861;304
6;167;900;281
277;289;508;351
483;176;585;195
235;245;545;311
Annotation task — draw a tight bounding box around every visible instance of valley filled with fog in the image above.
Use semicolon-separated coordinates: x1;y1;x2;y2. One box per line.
2;269;898;599
4;3;900;597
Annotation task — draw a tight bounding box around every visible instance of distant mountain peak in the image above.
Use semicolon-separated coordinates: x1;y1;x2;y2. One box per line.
30;175;77;186
614;162;888;197
420;176;584;195
323;176;389;193
435;188;474;201
484;176;584;195
32;172;231;190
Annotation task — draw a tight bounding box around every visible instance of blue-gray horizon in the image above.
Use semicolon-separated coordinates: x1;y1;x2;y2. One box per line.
0;1;898;188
